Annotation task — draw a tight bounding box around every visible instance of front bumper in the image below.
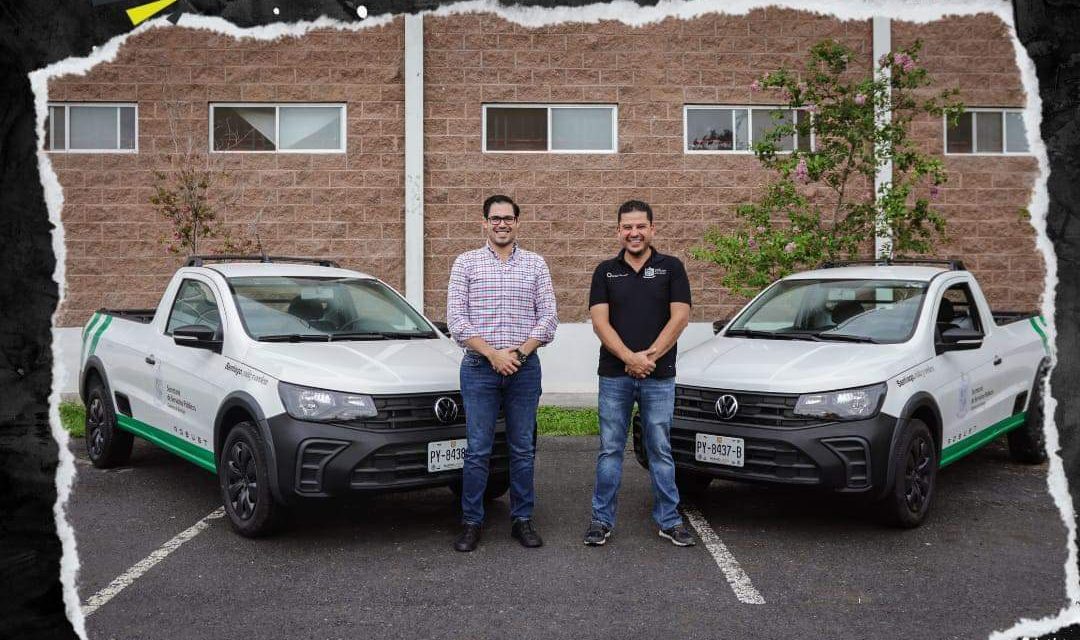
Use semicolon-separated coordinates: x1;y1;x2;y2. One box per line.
265;413;509;501
639;412;898;494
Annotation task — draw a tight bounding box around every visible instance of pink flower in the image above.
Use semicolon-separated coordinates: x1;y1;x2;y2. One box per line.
750;79;761;92
854;93;867;106
755;225;766;233
794;158;809;184
902;59;916;73
784;242;796;254
930;185;940;200
747;237;758;249
805;104;818;114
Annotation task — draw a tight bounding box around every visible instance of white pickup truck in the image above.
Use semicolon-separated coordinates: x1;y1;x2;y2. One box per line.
79;256;508;537
634;260;1050;527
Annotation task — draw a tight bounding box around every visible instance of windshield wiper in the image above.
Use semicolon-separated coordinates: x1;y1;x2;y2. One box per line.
329;331;437;341
257;334;331;342
724;328;801;340
813;333;882;344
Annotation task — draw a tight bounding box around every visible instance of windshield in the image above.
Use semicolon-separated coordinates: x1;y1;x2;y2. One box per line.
727;278;929;344
228;276;436;341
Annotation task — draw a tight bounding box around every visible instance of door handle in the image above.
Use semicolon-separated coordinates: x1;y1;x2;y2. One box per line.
145;355;156;366
993;356;1002;366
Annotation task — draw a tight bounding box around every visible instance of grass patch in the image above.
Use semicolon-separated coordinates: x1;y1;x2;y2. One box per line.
60;401;86;438
537;406;598;436
56;401;597;438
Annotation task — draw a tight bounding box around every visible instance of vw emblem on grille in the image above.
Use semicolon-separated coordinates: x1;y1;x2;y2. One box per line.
715;394;739;420
433;396;459;425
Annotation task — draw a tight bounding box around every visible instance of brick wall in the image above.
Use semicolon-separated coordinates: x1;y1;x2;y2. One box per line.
894;15;1042;311
50;21;406;327
50;10;1041;328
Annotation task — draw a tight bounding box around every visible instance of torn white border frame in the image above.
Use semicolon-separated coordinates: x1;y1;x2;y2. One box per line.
30;1;1072;638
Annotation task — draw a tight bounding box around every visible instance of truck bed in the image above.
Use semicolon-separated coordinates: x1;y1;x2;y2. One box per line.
99;308;156;324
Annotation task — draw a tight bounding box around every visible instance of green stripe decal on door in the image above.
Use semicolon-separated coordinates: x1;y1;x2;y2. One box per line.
939;412;1027;468
87;315;112;358
115;414;216;473
1029;316;1049;354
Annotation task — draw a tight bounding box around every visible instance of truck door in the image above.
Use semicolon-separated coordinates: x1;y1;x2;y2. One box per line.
158;277;228;459
933;281;997;450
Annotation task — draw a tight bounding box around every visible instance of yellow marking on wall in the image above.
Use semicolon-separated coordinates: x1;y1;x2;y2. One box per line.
126;0;179;25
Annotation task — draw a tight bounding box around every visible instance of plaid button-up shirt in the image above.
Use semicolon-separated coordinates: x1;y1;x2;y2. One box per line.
446;243;558;350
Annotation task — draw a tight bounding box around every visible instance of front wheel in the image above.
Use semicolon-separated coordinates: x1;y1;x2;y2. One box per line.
84;376;133;469
675;468;712;496
878;418;937;528
219;422;285;538
1008;364;1049;464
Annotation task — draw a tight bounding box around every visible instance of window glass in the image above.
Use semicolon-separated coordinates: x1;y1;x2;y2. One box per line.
213;106;276;151
279;106;342;151
733;109;749;150
939;284;983;334
47;106;65;150
228;276;434;340
485;107;547;151
687;108;736;151
551;107;613;151
946;112;974;153
166;280;222;336
1005;112;1029;153
728;279;929;343
795;109;812;152
69;106;119;150
119;106;137;149
974;111;1003;153
752;108;794;151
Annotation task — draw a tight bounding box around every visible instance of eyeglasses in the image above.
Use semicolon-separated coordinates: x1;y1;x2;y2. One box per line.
487;215;518;225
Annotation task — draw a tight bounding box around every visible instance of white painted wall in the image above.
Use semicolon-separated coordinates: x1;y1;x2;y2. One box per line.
53;322;718;397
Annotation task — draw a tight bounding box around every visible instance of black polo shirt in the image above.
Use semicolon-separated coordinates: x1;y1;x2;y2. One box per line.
588;248;692;378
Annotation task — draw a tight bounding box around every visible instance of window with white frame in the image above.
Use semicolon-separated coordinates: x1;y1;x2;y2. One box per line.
483;104;617;153
685;106;812;153
45;103;137;152
210;104;346;153
945;109;1029;154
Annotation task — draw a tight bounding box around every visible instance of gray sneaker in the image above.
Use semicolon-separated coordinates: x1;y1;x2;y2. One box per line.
583;521;612;546
659;523;696;547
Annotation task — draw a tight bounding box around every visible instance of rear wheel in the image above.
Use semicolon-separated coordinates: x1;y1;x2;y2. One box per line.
1008;364;1049;464
879;418;937;528
219;422;284;537
84;376;133;468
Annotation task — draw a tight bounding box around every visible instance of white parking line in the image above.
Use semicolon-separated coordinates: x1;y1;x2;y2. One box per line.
682;504;766;604
81;507;225;616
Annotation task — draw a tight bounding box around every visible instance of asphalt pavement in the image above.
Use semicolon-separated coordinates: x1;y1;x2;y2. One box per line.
67;436;1068;639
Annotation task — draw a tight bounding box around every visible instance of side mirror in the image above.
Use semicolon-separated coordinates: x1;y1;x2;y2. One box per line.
432;321;450;336
713;318;731;335
173;324;223;353
936;326;983;354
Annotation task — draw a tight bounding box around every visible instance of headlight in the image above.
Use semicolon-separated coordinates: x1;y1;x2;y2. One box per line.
278;382;378;421
794;383;886;421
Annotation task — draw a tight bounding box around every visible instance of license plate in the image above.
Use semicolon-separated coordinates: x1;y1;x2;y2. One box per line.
427;439;466;472
695;433;744;467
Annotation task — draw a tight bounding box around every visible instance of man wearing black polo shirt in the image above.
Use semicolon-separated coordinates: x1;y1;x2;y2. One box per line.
583;200;696;547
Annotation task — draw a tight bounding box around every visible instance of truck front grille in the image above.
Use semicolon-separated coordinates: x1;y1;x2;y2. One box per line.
344;392;467;430
349;433;509;489
670;428;820;483
674;385;828;429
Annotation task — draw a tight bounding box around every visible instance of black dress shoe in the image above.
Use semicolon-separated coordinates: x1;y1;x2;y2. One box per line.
454;523;482;552
510;518;543;548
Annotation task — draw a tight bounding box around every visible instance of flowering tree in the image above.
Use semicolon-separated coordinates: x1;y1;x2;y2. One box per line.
691;40;964;296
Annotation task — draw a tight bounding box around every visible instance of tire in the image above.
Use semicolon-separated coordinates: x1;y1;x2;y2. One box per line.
878;418;937;528
1008;364;1049;464
449;472;510;502
675;468;712;496
84;376;133;469
219;421;284;538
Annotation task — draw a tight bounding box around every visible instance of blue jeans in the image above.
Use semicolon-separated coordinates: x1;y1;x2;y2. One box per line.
459;353;542;525
591;375;683;530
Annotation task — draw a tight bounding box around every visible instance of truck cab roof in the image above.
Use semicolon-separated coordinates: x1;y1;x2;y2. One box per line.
785;265;957;282
193;261;375;280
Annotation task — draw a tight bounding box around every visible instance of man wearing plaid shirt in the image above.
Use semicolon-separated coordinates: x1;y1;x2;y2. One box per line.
447;194;558;552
